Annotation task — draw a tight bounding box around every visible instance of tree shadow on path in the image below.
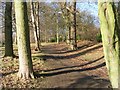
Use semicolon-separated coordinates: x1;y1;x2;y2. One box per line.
35;61;105;77
43;56;104;72
35;44;103;60
67;75;111;88
2;56;105;77
46;43;95;54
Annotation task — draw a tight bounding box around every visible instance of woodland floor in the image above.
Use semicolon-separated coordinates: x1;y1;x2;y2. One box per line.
1;40;112;89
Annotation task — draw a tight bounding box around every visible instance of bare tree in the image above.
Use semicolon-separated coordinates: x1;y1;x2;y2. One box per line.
69;0;77;50
30;2;41;51
59;1;71;44
14;0;34;79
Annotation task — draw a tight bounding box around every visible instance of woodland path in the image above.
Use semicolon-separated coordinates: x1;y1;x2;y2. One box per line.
2;41;111;88
33;41;110;88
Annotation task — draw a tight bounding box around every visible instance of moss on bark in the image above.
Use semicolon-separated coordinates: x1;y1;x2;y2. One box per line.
98;1;120;88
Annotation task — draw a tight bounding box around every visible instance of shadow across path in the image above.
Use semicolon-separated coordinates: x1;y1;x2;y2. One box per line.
35;62;106;77
34;44;103;60
67;75;111;88
43;56;104;72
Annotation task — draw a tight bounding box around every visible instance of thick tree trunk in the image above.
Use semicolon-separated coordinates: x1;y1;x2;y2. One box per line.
98;1;120;88
70;0;77;50
30;2;40;51
14;0;34;79
4;2;14;57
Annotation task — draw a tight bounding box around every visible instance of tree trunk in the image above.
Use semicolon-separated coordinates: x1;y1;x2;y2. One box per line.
14;0;34;79
66;25;70;44
35;2;41;46
70;0;77;50
30;2;40;51
4;2;14;57
44;28;47;43
59;2;71;44
14;32;17;45
98;1;120;88
56;18;59;44
66;21;71;45
66;9;71;45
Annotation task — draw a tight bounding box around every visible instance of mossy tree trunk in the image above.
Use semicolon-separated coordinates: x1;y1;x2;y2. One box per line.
4;2;14;57
98;0;120;88
14;0;34;79
69;0;77;50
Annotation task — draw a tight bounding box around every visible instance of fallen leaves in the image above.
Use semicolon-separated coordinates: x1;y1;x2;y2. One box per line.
2;41;109;88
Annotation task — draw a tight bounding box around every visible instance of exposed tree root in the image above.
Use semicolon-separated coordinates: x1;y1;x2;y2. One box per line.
17;71;34;80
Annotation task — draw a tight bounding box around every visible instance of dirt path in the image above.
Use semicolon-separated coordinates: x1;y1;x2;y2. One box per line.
33;41;110;88
2;41;111;88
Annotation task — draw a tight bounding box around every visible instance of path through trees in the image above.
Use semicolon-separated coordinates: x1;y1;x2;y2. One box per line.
2;41;110;88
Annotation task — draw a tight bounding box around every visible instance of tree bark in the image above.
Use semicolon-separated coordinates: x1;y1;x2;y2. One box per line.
14;0;34;79
98;0;120;88
59;1;71;44
56;17;59;44
30;2;40;51
69;0;77;50
4;2;14;57
36;2;41;46
14;33;17;45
